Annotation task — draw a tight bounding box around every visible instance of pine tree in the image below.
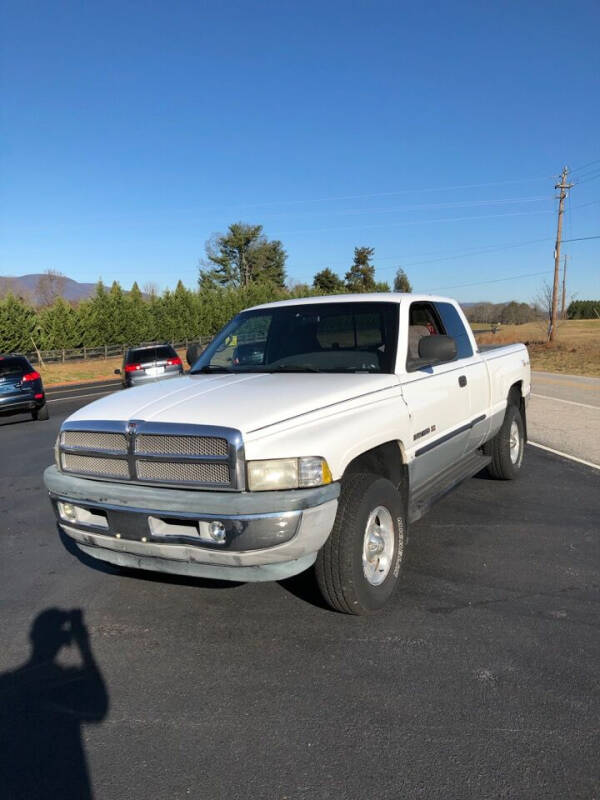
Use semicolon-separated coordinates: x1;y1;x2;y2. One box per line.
393;268;412;293
125;282;149;344
199;223;287;288
345;247;377;292
313;268;345;294
39;297;81;349
107;281;128;344
0;294;38;352
82;281;111;346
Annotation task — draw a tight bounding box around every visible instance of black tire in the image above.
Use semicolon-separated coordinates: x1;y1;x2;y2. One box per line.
484;403;524;480
33;403;49;421
315;473;406;615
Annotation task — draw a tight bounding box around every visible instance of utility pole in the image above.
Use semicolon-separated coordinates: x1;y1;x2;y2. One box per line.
561;254;568;319
550;166;573;342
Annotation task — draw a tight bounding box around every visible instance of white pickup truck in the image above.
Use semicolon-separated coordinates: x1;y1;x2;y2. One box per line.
44;294;530;614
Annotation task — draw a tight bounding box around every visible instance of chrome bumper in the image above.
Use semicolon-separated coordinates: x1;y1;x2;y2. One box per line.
44;466;339;582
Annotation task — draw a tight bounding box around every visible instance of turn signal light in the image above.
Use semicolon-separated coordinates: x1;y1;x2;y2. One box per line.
22;371;41;382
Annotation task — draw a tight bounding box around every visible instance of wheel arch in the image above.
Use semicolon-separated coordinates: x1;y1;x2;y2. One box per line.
508;380;527;442
341;440;409;516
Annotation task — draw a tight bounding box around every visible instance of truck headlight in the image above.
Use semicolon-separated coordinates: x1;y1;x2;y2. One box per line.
246;457;332;491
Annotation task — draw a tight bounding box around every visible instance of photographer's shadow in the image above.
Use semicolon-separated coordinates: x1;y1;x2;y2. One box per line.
0;608;108;800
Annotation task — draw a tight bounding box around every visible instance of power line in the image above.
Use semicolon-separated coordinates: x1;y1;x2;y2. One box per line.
277;207;555;237
575;170;600;186
570;157;600;173
562;234;600;242
377;236;554;272
420;270;552;293
232;174;555;210
293;232;600;273
260;194;549;221
571;199;600;210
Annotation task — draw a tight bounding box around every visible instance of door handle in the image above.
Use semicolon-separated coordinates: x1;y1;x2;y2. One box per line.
458;375;467;388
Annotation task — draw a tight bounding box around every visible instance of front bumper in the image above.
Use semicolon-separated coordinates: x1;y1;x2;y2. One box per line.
44;466;339;582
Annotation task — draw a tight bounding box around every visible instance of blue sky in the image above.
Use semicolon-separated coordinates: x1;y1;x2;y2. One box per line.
1;0;599;302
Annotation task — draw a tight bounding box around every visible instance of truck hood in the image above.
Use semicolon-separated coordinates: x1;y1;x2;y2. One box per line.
67;372;399;434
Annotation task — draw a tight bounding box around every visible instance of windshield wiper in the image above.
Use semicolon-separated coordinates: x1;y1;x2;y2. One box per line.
191;365;234;374
269;365;320;373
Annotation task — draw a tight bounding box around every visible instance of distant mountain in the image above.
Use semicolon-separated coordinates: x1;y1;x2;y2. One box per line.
0;274;97;303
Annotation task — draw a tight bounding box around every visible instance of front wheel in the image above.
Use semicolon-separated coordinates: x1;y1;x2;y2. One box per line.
484;403;524;480
315;473;406;615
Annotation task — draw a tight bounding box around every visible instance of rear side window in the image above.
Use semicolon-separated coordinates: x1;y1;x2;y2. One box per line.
127;346;176;363
0;356;31;376
434;302;473;358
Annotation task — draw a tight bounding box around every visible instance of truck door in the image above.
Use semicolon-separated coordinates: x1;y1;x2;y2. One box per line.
432;301;490;452
400;301;472;490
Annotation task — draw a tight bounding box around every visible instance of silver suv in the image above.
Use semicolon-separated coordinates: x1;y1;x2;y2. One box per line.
116;344;183;388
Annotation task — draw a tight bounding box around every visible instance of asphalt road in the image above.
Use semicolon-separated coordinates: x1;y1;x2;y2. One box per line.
528;371;600;467
0;387;600;800
1;389;599;799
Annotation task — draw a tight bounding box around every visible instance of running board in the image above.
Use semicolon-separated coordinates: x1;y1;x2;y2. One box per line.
408;450;491;524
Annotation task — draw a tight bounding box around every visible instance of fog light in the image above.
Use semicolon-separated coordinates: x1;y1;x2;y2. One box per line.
58;502;77;522
208;520;226;543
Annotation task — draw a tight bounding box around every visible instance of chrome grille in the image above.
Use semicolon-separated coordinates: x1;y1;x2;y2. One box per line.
136;461;230;484
61;453;130;479
62;431;127;453
134;434;228;457
58;422;242;490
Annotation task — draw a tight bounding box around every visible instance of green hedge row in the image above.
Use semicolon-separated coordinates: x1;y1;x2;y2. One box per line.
0;280;321;354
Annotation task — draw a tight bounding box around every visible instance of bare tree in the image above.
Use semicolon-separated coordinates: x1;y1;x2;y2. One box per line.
36;269;67;307
534;281;555;342
142;282;159;298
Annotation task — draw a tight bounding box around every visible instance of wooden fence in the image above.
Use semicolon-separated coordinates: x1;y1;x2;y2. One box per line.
26;338;213;366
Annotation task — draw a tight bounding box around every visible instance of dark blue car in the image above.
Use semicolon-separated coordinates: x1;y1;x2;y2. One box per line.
0;355;49;421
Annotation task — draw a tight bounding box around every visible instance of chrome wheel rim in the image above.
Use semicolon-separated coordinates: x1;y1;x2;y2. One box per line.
509;420;521;464
362;505;395;586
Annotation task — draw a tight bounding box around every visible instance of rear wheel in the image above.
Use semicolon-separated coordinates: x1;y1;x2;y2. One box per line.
484;402;524;480
32;403;49;421
315;473;406;615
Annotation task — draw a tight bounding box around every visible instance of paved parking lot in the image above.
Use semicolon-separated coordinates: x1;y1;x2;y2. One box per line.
1;390;599;799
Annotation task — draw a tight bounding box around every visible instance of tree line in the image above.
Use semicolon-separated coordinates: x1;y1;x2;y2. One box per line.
2;220;595;354
0;222;414;353
463;301;540;325
566;300;600;319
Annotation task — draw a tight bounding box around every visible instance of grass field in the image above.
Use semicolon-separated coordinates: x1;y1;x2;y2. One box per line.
473;319;600;376
40;349;187;386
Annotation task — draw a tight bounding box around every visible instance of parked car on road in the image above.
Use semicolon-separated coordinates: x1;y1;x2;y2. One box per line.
45;294;530;613
0;355;48;421
115;344;183;388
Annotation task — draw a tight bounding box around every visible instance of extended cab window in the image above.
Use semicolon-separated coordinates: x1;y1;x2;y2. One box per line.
407;301;473;370
434;302;473;358
192;302;399;374
407;302;444;367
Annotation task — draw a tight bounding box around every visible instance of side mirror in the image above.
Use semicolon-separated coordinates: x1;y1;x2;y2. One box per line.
114;368;121;375
186;343;201;367
418;335;457;365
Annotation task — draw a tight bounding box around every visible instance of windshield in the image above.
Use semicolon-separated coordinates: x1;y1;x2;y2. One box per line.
191;302;399;374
